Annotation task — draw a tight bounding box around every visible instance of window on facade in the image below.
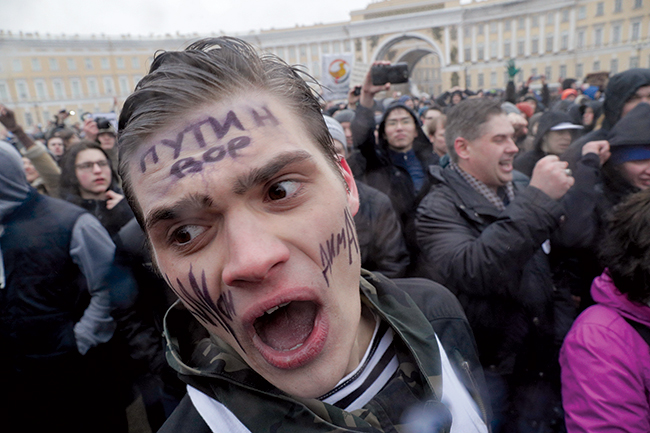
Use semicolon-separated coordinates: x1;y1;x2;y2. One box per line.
67;58;76;70
119;77;129;95
517;70;524;83
596;2;604;16
85;58;93;70
504;20;511;32
576;63;583;78
532;15;539;27
632;22;641;41
593;60;601;71
634;0;643;9
464;26;471;38
562;10;569;23
478;73;484;87
614;0;622;12
31;58;42;71
103;77;114;95
466;74;472;88
35;81;47;100
517;40;525;56
559;65;567;78
464;47;472;62
630;56;640;69
490;71;497;87
504;41;511;58
547;12;554;26
577;30;585;48
610;59;619;74
595;28;603;47
100;58;110;70
478;24;484;35
71;79;82;98
0;83;9;101
332;42;340;54
116;57;125;69
545;66;552;81
518;17;525;30
53;81;64;99
12;59;22;72
612;24;621;44
25;113;33;127
321;42;330;54
531;67;538;77
288;46;296;60
490;40;498;58
276;47;285;59
532;37;539;54
49;58;59;71
87;79;98;97
131;57;140;69
561;32;569;50
477;44;484;61
578;6;586;20
546;36;554;52
490;22;497;34
344;40;351;52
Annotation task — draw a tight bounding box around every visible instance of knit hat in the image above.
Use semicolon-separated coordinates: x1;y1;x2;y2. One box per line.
323;116;347;154
516;102;534;119
333;109;355;124
561;89;578;100
607;103;650;165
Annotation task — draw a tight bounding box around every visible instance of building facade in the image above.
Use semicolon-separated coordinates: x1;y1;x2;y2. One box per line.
0;0;648;128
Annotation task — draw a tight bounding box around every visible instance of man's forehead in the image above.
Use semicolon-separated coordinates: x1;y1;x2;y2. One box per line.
386;108;412;119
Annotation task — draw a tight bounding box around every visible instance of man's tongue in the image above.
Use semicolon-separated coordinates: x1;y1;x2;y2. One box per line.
254;301;317;351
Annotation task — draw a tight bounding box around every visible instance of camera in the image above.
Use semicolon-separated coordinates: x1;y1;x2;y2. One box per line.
95;117;111;130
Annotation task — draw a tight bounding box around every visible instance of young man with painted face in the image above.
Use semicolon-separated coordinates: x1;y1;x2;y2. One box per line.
117;37;489;432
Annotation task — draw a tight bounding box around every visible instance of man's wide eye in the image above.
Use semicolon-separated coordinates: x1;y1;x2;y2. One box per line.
267;180;299;201
170;225;205;245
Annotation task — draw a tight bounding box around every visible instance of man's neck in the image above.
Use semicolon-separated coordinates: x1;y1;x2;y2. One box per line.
344;304;376;376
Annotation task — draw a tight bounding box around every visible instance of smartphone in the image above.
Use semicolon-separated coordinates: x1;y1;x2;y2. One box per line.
371;63;409;86
353;86;361;96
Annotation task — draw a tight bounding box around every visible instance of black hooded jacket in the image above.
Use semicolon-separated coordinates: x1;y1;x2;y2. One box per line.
351;102;439;274
562;68;650;169
514;111;581;177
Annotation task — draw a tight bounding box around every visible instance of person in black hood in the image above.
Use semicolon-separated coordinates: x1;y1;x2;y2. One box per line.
60;141;134;238
568;100;603;135
562;68;650;168
514;111;583;177
351;62;439;275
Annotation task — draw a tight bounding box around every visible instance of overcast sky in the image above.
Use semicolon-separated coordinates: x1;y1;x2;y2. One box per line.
0;0;375;37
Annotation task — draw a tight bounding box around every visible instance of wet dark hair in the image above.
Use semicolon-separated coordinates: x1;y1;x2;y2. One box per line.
117;36;338;227
599;189;650;304
59;140;117;205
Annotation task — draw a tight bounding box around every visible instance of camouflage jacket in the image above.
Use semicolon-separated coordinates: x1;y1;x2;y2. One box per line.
160;271;489;432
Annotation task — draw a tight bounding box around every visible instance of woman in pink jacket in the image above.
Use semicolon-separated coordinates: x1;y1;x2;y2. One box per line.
560;188;650;432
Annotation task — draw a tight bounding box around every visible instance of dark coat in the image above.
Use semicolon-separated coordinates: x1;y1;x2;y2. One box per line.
351;103;439;273
416;166;573;372
355;181;410;278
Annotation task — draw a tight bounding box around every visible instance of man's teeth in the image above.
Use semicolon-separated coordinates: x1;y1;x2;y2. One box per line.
264;302;290;315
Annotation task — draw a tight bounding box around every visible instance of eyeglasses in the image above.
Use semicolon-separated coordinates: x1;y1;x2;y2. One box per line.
75;160;110;171
385;118;415;128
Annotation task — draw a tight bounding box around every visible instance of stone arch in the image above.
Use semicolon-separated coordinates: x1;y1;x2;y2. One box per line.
371;33;444;69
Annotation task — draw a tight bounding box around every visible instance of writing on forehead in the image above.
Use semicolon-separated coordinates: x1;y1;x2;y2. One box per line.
139;105;280;176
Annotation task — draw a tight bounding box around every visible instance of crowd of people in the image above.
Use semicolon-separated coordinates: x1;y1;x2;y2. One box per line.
0;35;649;433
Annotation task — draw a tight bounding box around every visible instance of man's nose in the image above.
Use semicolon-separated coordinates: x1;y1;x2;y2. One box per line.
221;212;290;286
92;162;103;173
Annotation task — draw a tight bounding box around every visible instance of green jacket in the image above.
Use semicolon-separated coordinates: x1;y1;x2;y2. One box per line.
160;271;490;432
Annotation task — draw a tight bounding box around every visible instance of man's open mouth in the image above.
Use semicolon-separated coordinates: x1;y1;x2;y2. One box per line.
254;301;317;351
251;300;327;369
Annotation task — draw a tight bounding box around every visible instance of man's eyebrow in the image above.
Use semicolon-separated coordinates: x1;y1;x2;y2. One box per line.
232;150;313;195
145;193;213;231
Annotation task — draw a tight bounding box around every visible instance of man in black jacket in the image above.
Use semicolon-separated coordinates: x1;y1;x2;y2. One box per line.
416;98;576;432
351;62;438;274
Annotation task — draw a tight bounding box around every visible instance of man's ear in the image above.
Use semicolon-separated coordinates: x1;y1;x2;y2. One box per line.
339;156;359;216
454;137;471;161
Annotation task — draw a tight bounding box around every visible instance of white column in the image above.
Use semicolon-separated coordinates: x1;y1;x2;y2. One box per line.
444;26;451;65
458;24;465;63
540;14;546;53
498;21;504;59
361;37;368;63
569;8;576;50
472;24;477;62
525;16;531;56
554;11;561;53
